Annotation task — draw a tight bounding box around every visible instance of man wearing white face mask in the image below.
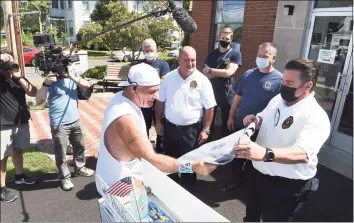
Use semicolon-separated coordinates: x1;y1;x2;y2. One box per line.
226;42;282;190
139;39;169;150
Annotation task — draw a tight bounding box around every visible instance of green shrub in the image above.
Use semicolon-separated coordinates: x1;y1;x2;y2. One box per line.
82;65;107;79
159;56;178;70
22;32;34;47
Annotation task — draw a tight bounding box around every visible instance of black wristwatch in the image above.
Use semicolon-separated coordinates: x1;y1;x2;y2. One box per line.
42;82;49;87
264;147;275;162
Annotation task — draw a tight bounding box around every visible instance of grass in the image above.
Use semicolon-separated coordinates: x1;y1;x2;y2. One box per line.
29;103;47;111
6;148;57;179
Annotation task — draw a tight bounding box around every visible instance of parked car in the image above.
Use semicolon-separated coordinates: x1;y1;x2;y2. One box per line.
23;46;40;66
168;46;181;57
108;50;145;62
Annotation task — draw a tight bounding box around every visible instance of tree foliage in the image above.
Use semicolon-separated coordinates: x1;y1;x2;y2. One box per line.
181;0;192;46
77;23;105;50
0;4;4;29
90;2;112;29
19;0;50;33
78;1;176;52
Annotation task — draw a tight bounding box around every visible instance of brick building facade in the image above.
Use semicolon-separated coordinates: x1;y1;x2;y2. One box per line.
190;0;278;76
190;0;354;179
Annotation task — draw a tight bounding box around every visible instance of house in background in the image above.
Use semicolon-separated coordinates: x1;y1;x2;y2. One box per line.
47;0;99;45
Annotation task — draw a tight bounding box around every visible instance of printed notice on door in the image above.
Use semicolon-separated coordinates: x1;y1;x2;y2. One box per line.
317;49;336;64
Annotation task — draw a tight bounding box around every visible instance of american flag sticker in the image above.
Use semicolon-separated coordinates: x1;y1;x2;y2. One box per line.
107;177;142;198
107;177;133;197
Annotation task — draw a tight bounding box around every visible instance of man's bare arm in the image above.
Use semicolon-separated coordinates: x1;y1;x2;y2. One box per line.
117;115;179;173
18;78;37;97
229;94;241;119
206;63;239;79
203;108;214;129
155;100;165;124
36;86;49;105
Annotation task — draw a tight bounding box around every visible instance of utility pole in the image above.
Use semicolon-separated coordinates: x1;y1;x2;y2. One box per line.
4;0;16;60
12;0;25;76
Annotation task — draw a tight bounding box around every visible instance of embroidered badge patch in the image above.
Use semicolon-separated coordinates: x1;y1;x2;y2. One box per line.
190;80;197;89
282;116;294;129
263;81;272;90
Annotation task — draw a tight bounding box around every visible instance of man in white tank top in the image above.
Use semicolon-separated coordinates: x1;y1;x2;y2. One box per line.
95;63;217;192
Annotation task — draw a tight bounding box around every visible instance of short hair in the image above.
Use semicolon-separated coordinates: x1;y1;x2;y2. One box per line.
259;42;277;56
285;58;318;91
142;38;156;49
220;26;233;39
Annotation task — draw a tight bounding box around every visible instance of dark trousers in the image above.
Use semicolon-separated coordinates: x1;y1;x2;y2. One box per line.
163;119;202;186
244;164;319;222
142;107;155;138
50;119;86;180
208;86;231;142
230;127;259;181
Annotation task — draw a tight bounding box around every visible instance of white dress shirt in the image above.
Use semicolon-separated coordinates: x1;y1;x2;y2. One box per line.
158;69;217;126
252;92;331;180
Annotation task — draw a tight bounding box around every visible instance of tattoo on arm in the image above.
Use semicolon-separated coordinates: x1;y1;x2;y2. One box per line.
127;135;142;146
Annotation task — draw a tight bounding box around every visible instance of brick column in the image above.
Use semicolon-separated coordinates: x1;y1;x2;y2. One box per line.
238;0;279;75
190;1;214;70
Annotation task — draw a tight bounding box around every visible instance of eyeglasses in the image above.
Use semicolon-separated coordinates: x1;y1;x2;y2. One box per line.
274;108;280;126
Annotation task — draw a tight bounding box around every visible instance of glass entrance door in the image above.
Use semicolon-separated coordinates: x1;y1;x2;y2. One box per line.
305;11;353;153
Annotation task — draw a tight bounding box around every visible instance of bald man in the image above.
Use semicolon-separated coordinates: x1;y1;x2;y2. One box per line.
155;46;216;188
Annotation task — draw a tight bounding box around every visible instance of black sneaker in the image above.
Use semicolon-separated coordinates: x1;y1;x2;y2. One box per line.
14;174;37;185
0;187;18;203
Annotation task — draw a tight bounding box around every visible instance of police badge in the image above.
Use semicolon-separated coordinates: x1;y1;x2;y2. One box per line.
190;80;197;89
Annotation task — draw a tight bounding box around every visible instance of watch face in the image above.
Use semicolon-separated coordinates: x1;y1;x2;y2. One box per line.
267;151;275;160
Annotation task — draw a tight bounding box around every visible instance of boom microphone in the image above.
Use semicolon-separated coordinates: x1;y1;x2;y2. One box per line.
167;0;197;34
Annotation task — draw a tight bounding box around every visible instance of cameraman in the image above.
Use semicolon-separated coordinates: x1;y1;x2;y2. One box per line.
1;50;37;203
36;63;94;191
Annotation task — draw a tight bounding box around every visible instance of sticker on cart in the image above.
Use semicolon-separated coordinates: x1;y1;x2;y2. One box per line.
147;201;173;222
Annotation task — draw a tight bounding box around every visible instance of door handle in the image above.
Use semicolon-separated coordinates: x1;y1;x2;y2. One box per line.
333;72;344;92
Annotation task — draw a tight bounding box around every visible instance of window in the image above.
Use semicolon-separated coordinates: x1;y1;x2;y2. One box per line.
68;20;74;37
212;0;245;49
82;1;89;10
23;48;30;52
67;0;73;9
314;0;353;8
52;0;59;9
60;0;65;9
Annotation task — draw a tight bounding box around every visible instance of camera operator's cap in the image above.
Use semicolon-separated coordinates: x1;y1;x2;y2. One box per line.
118;63;160;87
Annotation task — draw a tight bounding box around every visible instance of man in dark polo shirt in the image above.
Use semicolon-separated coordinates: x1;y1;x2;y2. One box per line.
203;27;242;142
0;50;37;203
140;39;170;153
226;42;282;190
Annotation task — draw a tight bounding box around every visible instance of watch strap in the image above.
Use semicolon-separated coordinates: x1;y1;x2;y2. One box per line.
42;82;49;87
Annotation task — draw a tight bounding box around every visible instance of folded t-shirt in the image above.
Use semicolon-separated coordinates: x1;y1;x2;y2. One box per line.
179;123;256;165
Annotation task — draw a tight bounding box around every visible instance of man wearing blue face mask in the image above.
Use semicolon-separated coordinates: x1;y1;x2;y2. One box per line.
139;39;169;153
226;42;282;190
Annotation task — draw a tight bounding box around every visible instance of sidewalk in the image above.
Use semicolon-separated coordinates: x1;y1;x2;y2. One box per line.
29;93;157;162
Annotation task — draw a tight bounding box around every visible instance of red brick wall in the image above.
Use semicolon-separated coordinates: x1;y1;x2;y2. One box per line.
190;0;278;76
190;0;214;70
238;0;278;75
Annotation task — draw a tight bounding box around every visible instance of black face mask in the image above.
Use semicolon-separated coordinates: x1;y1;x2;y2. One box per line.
280;84;303;103
219;40;230;48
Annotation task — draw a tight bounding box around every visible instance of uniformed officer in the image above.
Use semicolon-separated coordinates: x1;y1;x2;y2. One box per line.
203;26;242;142
234;58;330;222
226;42;282;190
155;46;216;188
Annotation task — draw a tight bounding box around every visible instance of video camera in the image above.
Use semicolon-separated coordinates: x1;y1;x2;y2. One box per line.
0;48;20;76
32;34;93;100
32;34;80;78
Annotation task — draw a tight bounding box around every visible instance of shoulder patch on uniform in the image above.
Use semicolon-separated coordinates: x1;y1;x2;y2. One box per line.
282;116;294;129
190;80;197;89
